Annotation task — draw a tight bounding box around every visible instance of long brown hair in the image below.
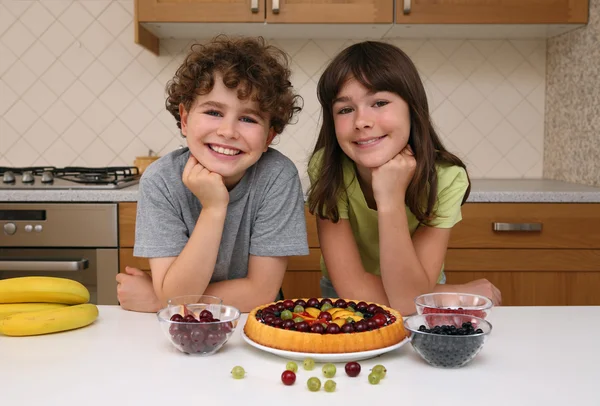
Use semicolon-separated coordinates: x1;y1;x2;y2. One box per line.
307;41;470;223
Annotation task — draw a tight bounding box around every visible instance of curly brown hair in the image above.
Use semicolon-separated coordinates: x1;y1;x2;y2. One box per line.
165;35;302;134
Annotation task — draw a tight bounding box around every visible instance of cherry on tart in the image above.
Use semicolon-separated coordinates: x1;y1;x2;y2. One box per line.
243;298;406;353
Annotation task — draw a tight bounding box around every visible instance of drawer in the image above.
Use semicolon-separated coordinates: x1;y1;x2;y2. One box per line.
449;203;600;249
445;249;600;271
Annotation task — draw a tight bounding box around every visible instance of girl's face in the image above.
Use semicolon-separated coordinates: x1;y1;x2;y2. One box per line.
332;77;411;170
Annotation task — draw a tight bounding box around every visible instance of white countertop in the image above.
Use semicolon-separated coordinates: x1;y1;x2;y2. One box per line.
1;179;600;203
1;306;598;406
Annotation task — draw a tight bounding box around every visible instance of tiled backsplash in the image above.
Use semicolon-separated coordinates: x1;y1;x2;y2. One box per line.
0;0;545;190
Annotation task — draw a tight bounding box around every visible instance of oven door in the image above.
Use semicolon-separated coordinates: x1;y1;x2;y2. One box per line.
0;248;118;305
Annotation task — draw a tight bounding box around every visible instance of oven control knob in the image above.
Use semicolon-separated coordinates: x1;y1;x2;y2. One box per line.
34;225;43;232
25;225;33;232
22;171;34;184
41;171;54;183
2;171;15;183
3;223;17;235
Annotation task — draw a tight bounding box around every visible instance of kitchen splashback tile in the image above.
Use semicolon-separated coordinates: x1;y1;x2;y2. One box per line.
20;1;54;37
24;118;59;155
3;60;36;95
0;41;17;76
1;21;35;57
0;79;18;116
21;40;56;77
41;0;72;18
59;2;94;38
40;21;75;57
22;80;57;116
0;0;546;177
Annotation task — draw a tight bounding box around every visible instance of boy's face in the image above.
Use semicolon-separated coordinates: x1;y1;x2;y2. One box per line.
332;77;410;170
179;73;275;189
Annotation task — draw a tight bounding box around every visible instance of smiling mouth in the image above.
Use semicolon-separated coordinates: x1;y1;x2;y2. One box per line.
208;144;242;156
355;135;386;145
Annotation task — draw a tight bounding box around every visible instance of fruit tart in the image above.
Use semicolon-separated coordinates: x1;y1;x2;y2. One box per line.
244;298;407;353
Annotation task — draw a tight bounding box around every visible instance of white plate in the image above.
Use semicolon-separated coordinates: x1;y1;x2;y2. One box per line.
241;331;410;363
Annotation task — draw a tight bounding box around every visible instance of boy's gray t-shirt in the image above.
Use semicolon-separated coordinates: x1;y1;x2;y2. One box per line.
133;147;309;282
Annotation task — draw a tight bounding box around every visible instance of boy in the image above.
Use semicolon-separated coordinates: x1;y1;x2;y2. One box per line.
116;36;308;312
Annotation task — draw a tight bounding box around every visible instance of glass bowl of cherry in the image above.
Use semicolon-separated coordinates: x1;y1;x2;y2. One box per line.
414;292;493;322
404;313;492;368
157;295;241;356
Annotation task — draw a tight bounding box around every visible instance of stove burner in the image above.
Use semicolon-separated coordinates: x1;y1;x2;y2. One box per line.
0;166;140;189
55;166;140;185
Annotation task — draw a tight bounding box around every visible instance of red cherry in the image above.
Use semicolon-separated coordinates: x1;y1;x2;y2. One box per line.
170;314;184;322
341;323;354;333
318;311;332;322
334;299;347;308
199;310;213;319
372;313;387;327
294;299;307;308
320;298;333;307
306;298;320;308
310;323;325;334
295;321;310;332
326;323;341;334
345;362;361;377
281;370;296;386
183;314;197;323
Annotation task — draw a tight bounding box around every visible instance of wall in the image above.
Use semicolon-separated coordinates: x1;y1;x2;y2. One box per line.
0;0;545;190
545;0;600;187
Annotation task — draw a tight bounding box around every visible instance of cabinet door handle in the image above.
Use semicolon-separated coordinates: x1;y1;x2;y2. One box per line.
403;0;412;15
250;0;259;13
272;0;280;14
492;222;543;232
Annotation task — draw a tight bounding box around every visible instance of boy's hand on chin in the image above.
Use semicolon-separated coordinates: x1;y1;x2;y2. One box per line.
372;145;416;209
182;155;229;210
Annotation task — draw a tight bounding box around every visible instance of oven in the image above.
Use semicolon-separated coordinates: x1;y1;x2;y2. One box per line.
0;203;119;305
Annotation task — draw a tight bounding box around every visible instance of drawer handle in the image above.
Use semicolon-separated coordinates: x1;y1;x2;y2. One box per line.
272;0;280;14
250;0;259;13
403;0;412;15
492;222;543;232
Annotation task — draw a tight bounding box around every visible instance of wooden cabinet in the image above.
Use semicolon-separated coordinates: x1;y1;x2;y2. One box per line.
396;0;589;24
118;202;600;306
137;0;264;23
265;0;393;23
444;203;600;306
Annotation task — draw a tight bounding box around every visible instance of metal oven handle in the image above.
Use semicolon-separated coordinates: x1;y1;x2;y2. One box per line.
0;259;89;272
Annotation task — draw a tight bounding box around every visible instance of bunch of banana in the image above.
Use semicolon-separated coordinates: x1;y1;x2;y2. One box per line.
0;276;99;336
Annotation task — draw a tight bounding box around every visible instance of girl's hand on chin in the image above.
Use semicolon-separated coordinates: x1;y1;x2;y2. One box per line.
182;155;229;210
371;145;416;209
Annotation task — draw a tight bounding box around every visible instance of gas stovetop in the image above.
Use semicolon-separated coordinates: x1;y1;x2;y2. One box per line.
0;166;140;190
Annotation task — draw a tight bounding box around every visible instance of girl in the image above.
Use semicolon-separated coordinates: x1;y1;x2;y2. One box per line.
307;41;501;315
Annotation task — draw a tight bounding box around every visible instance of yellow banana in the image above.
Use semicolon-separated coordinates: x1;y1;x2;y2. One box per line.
0;303;99;336
0;303;68;319
0;276;90;304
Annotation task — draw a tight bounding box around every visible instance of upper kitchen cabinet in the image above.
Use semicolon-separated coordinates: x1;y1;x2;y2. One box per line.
135;0;264;55
396;0;589;24
138;0;264;22
265;0;393;23
387;0;588;38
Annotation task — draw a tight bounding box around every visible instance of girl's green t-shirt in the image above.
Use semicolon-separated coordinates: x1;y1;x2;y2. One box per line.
308;149;469;282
